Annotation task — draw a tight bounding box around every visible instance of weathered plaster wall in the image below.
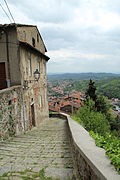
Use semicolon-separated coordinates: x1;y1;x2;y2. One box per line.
0;86;25;140
0;25;49;140
20;46;49;127
17;26;46;54
0;27;21;86
8;28;21;86
0;29;10;86
0;30;7;62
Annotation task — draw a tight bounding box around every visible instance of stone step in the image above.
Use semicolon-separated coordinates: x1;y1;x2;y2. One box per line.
0;118;75;179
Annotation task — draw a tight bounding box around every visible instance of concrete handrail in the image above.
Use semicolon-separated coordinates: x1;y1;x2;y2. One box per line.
58;113;120;180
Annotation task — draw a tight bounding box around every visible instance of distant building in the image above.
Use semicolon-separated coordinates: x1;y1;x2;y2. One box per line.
49;92;83;114
0;24;50;134
60;100;81;114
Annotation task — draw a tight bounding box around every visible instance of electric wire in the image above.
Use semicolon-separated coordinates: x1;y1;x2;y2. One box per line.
0;3;12;23
3;0;15;23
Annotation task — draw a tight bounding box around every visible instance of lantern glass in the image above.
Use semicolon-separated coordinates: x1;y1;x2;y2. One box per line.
33;69;40;81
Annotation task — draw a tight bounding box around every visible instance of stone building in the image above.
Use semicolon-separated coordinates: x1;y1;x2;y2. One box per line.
0;24;50;138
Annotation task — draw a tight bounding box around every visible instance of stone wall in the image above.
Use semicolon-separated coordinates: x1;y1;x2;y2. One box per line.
0;84;49;141
0;86;25;140
59;113;120;180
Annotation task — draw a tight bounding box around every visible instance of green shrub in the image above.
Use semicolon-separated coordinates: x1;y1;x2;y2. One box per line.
90;131;120;174
76;98;110;136
72;96;120;174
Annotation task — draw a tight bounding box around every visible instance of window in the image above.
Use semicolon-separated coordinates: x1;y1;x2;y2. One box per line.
32;37;35;47
28;52;32;76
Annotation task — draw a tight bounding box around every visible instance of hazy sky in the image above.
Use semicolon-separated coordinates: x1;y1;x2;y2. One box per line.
0;0;120;73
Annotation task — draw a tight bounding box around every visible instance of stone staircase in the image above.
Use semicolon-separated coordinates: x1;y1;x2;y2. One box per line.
0;118;75;179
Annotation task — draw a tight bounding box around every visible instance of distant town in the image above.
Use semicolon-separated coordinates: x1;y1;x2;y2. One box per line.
48;80;84;114
48;78;120;118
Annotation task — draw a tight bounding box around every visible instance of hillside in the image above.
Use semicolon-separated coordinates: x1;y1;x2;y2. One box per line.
71;78;120;99
96;78;120;99
48;73;120;81
49;79;120;100
48;73;120;99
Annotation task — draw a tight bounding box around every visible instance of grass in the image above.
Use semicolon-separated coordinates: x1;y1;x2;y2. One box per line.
0;168;72;180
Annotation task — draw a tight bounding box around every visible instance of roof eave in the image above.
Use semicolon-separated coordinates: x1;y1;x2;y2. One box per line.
19;41;50;61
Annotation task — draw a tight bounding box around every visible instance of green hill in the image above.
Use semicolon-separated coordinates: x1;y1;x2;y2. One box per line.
71;77;120;99
96;78;120;99
62;77;120;99
48;73;120;99
48;73;120;81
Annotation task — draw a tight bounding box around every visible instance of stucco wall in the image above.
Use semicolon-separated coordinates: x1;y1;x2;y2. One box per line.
17;26;46;54
0;29;10;85
20;46;49;126
0;25;49;140
0;30;7;62
0;27;21;86
8;28;21;86
0;86;25;140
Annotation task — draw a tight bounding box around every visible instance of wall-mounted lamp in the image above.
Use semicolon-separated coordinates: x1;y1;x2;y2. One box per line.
23;69;40;89
33;69;40;81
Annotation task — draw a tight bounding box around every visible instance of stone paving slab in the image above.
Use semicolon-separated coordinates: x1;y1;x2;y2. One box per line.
0;118;74;179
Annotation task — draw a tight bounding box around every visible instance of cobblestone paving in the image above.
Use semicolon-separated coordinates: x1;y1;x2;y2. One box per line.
0;118;74;179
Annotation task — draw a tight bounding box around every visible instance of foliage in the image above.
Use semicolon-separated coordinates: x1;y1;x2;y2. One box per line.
75;98;110;136
70;80;89;92
86;79;97;102
85;80;120;136
49;76;120;99
95;95;111;114
94;96;120;136
72;99;120;174
0;168;71;180
49;77;120;99
72;77;120;174
90;131;120;174
96;78;120;99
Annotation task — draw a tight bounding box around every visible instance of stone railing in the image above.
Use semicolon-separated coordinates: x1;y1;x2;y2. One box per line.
0;86;24;140
50;113;120;180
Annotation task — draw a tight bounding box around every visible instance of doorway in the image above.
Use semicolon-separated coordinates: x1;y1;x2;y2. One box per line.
31;104;35;127
0;62;7;90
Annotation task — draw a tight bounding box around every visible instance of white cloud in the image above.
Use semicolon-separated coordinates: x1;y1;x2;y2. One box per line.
0;0;120;73
47;49;113;61
47;48;120;73
73;6;120;31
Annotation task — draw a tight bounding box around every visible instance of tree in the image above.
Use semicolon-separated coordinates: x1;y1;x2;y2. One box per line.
95;95;111;114
85;81;120;136
86;79;97;102
86;80;110;113
76;98;110;135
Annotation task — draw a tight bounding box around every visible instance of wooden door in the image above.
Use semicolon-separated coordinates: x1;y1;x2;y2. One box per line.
31;104;36;127
0;62;7;90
